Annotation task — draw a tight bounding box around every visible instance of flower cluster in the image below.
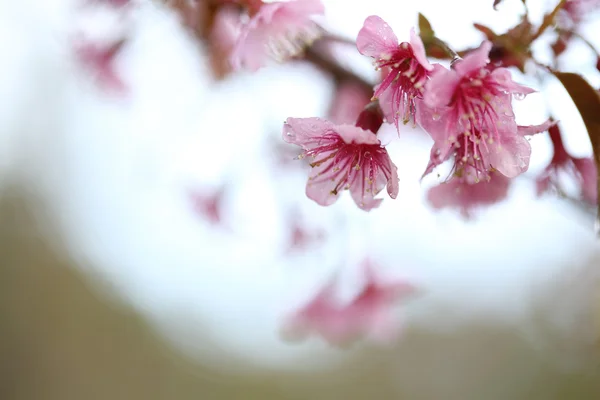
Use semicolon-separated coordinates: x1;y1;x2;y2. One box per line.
281;260;417;346
159;1;599;346
281;16;553;214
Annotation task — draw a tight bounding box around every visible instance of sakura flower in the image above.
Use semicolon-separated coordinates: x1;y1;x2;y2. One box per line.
73;40;128;93
72;0;132;92
561;0;600;26
281;260;417;345
357;16;434;130
537;123;597;204
189;186;227;226
282;115;399;211
286;218;325;253
328;81;372;124
230;0;324;71
427;168;511;218
418;40;553;183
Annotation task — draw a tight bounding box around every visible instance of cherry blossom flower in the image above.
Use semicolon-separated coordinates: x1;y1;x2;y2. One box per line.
328;81;372;124
417;41;553;183
537;123;597;204
72;0;132;92
230;0;324;71
357;16;433;131
73;40;128;92
189;186;226;226
281;260;417;345
427;168;511;218
282;116;399;211
561;0;600;26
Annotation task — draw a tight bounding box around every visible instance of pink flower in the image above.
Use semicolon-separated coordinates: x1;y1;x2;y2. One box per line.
230;0;324;71
357;16;433;130
537;123;597;204
282;117;399;211
561;0;600;25
417;41;553;182
189;186;226;226
72;0;132;93
74;40;127;93
281;260;417;345
286;221;325;253
427;168;511;218
328;81;372;124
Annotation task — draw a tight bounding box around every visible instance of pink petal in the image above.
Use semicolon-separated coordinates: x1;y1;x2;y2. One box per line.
482;135;532;178
409;27;433;71
573;157;598;203
415;99;456;142
282;117;334;147
329;82;372;124
491;68;536;96
230;22;270;71
423;65;461;108
281;0;325;16
427;172;510;217
386;158;400;199
517;118;556;136
356;15;399;59
305;150;343;206
336;125;380;145
453;40;492;77
280;261;417;346
230;0;324;71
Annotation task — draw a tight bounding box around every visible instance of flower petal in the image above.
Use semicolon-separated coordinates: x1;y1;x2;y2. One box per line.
491;68;536;96
517;118;556;136
453;40;492;77
483;134;532;178
423;65;461;108
336;125;381;145
573;157;598;204
409;27;433;71
427;172;510;217
356;15;399;59
283;117;335;147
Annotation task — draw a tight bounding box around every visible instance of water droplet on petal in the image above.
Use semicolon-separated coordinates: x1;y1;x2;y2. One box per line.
514;92;526;100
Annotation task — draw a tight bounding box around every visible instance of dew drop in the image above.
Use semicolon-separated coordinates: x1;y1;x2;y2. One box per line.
432;113;441;121
514;92;525;100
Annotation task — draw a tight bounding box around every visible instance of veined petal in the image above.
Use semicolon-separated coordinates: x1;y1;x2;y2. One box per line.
453;40;492;77
409;27;433;71
356;15;399;59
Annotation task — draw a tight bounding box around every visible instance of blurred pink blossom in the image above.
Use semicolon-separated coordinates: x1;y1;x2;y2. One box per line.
281;260;417;346
230;0;324;71
537;123;597;204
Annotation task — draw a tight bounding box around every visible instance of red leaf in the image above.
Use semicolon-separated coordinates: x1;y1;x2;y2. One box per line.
553;71;600;223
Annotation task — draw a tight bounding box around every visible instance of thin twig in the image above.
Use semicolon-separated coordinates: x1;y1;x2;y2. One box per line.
303;42;374;93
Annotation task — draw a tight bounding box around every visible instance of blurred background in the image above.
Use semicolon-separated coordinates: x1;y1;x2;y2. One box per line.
1;0;600;399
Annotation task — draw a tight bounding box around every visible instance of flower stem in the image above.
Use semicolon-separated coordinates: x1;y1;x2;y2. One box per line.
531;0;567;41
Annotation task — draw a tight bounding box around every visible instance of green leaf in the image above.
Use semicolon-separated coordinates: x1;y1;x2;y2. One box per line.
473;23;498;40
418;13;435;40
553;71;600;223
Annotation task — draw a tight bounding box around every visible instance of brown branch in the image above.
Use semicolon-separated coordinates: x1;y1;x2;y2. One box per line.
303;42;374;93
